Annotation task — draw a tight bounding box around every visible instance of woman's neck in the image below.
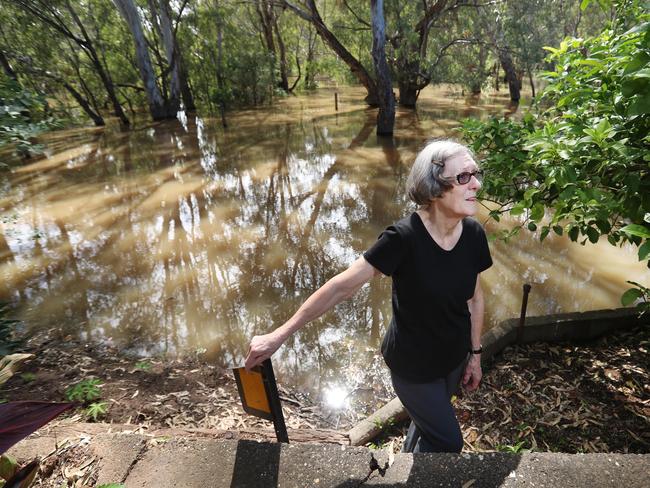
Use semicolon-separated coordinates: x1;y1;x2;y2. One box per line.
418;203;462;238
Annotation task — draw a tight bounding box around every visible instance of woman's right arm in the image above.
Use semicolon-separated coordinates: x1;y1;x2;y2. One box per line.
244;256;379;370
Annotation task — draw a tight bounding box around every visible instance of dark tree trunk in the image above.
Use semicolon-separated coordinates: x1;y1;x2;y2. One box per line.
12;56;105;126
273;14;290;92
528;68;536;98
113;0;169;120
256;0;279;89
0;50;18;80
371;0;394;136
498;48;521;102
396;56;422;107
391;0;448;108
61;78;105;126
398;81;419;108
178;53;195;110
284;0;379;106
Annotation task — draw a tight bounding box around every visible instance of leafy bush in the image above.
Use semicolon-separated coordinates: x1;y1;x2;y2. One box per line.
460;0;649;308
0;78;60;159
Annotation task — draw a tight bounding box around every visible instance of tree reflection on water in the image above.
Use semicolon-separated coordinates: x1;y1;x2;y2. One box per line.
0;86;647;406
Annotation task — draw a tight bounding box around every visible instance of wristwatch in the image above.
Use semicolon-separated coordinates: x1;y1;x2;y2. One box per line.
470;345;483;354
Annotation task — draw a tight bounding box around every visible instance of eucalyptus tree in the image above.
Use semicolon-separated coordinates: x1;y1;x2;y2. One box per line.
371;0;394;135
385;0;455;107
12;0;130;125
283;0;380;105
147;0;195;110
112;0;172;119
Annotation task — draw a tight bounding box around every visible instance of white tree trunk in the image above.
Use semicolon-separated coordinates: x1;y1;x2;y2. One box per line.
153;0;181;113
113;0;169;119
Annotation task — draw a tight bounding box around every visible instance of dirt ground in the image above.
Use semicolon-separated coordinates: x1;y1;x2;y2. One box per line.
3;324;649;456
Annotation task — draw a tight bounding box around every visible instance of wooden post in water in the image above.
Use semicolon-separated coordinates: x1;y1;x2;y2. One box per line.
517;284;532;343
335;92;339;111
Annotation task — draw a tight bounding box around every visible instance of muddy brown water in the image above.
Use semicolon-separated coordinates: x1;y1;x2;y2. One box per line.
1;85;647;412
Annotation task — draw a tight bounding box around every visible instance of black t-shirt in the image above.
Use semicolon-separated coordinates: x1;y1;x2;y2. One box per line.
363;212;492;382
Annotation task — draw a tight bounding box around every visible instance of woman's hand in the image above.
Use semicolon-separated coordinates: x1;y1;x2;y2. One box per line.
462;355;482;391
244;330;285;370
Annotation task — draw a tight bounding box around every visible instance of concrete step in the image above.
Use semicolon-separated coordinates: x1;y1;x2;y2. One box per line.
8;426;649;487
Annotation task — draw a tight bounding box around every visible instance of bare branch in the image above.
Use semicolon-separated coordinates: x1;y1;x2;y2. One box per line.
341;0;370;27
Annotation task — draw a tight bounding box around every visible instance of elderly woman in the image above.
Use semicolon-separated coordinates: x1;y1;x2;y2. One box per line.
245;139;492;453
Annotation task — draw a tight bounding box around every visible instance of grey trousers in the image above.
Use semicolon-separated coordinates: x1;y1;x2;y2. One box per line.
391;356;468;453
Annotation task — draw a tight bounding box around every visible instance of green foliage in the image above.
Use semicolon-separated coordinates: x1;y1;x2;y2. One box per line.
0;78;60;158
97;484;125;488
0;455;17;482
495;440;530;453
85;401;109;421
134;361;152;371
460;1;649;304
19;372;36;382
65;379;103;403
372;416;395;431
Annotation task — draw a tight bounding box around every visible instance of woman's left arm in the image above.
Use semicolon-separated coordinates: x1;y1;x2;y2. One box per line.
462;275;485;391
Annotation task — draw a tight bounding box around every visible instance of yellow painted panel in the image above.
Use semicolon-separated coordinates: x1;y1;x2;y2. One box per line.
239;368;271;414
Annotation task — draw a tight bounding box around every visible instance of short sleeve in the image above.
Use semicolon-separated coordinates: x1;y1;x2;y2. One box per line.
363;225;404;276
476;224;492;273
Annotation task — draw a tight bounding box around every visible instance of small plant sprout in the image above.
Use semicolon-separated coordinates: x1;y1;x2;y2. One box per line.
85;401;108;421
65;378;103;403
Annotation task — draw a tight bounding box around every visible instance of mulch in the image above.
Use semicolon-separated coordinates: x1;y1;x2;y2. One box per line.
2;324;648;455
374;324;649;454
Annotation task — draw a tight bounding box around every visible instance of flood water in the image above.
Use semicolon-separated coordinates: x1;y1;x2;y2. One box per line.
1;85;648;414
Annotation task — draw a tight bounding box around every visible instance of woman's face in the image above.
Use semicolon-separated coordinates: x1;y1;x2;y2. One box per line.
437;150;482;218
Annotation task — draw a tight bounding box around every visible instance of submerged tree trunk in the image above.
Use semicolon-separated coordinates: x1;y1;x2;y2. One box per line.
273;14;290;92
113;0;169;120
397;58;421;108
498;47;521;102
371;0;394;136
391;0;449;108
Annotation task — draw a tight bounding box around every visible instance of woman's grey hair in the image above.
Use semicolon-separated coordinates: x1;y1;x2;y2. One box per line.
406;139;472;206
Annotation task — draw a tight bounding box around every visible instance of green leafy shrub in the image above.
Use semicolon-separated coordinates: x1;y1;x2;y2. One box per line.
0;78;60;159
65;379;103;403
460;0;649;309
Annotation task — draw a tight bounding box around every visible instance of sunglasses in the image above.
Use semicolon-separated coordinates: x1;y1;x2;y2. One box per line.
445;169;484;185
